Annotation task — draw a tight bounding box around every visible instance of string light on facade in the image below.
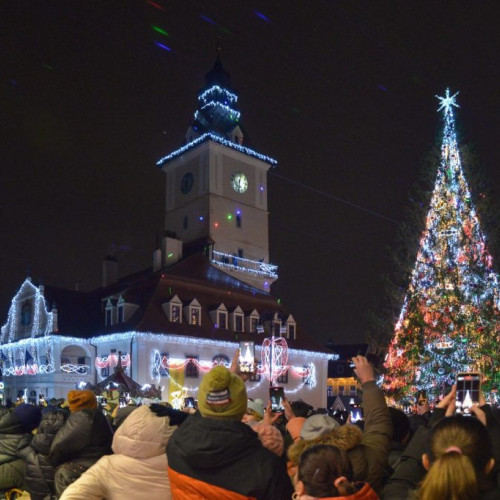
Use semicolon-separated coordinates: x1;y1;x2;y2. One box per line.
156;132;277;167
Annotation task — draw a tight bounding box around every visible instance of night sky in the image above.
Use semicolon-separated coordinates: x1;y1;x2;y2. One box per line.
2;2;500;346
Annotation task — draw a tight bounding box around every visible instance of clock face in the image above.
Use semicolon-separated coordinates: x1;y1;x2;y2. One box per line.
180;172;194;194
231;172;248;193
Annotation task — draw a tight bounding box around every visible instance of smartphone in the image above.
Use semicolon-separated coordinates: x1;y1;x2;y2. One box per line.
269;386;285;412
455;373;481;414
239;341;255;373
184;397;196;409
350;408;362;422
119;397;127;408
101;397;107;405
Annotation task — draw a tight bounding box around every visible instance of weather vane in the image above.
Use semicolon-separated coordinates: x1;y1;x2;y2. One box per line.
436;88;460;113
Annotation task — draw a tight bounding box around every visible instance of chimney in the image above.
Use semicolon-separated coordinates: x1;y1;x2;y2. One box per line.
102;255;119;288
161;235;183;267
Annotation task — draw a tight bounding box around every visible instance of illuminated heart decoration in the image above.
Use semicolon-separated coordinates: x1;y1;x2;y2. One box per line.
262;337;289;383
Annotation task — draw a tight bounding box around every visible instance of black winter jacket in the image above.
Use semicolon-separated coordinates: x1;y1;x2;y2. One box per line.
19;408;68;499
0;411;33;493
50;408;113;467
166;412;293;500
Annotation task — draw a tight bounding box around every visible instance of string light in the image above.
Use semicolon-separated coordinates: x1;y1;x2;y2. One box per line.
156;132;277;167
211;250;278;278
384;89;500;402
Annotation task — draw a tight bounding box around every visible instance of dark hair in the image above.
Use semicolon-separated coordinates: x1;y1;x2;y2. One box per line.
291;400;314;418
298;444;355;498
419;415;493;500
389;407;410;442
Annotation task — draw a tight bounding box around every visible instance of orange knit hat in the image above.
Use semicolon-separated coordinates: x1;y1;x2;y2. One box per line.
67;390;97;412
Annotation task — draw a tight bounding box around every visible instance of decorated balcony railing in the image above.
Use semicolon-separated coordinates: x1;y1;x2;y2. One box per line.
211;251;278;279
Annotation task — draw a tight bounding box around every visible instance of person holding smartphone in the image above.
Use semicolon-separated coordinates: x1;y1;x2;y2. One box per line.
382;385;500;500
287;356;392;495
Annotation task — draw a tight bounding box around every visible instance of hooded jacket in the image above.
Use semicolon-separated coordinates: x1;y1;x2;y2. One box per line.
288;381;392;494
0;411;34;493
59;405;176;500
50;407;113;466
19;408;68;500
166;411;294;500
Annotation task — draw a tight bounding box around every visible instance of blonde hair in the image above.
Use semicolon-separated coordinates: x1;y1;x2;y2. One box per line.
419;416;492;500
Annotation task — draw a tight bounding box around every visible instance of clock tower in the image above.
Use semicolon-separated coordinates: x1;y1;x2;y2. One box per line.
157;57;278;291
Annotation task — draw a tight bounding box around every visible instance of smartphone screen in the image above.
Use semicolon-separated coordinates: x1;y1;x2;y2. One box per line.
239;341;255;373
184;397;195;409
269;386;285;412
350;408;362;422
119;397;127;408
456;373;481;414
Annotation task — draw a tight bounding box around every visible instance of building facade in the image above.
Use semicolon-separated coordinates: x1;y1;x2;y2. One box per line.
0;57;333;409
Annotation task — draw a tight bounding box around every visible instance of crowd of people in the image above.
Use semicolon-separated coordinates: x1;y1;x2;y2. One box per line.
0;354;499;499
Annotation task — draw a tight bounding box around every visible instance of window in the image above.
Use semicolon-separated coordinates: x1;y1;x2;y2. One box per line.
101;367;110;377
288;324;295;339
183;216;188;230
218;311;227;329
238;248;244;258
117;305;124;323
236;214;242;228
105;308;113;326
276;371;288;384
185;356;199;378
235;315;243;332
250;317;259;333
249;371;261;382
191;308;200;325
338;385;345;396
350;385;357;396
171;305;181;323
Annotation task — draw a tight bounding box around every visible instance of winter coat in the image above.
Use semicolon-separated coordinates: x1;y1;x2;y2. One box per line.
0;411;33;494
59;405;176;500
19;408;68;500
296;482;379;500
50;407;113;496
381;406;500;500
288;381;392;494
166;411;294;500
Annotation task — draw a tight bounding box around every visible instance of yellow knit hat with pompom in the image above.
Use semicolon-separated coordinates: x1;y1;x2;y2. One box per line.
198;365;247;420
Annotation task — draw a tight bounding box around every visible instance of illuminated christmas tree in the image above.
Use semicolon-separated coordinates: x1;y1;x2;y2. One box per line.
384;89;500;403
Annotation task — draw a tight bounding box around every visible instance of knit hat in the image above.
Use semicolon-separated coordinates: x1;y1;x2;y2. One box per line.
197;365;247;420
67;390;97;413
14;403;42;431
247;398;265;420
300;414;340;440
253;422;284;457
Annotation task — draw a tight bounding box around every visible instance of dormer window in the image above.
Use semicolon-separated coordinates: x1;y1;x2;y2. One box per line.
117;296;124;323
218;311;227;329
105;299;114;326
230;306;244;332
183;299;202;326
162;295;183;324
245;309;260;333
209;303;228;329
285;315;296;340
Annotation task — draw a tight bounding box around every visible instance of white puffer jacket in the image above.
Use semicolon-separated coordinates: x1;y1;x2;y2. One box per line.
60;405;176;500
